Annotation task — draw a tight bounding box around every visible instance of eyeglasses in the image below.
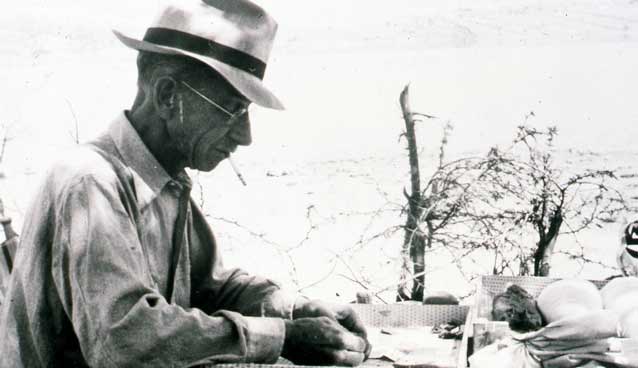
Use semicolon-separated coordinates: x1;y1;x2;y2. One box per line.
180;81;248;125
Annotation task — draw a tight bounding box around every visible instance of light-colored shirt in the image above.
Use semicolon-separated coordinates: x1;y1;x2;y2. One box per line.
0;112;295;367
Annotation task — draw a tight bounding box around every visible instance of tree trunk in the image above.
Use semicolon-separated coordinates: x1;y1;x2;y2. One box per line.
410;233;426;302
398;85;427;302
533;210;563;276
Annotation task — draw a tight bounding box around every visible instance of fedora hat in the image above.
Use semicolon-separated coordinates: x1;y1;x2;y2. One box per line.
113;0;284;110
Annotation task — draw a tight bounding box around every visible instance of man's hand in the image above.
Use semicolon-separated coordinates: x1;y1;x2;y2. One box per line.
282;317;367;366
293;299;372;359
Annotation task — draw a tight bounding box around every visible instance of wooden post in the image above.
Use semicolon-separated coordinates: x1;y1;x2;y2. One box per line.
399;85;427;302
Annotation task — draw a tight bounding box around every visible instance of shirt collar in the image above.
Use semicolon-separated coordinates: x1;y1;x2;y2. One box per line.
108;111;173;206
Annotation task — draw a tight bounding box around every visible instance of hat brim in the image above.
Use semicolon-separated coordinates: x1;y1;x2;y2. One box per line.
113;30;284;110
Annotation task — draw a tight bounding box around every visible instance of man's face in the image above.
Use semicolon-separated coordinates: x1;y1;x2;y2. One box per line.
171;70;252;172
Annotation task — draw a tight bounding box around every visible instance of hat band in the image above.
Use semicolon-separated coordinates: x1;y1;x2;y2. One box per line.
143;27;266;79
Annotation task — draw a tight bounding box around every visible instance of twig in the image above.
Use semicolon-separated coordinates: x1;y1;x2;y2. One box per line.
297;260;339;293
65;99;80;144
337;273;389;304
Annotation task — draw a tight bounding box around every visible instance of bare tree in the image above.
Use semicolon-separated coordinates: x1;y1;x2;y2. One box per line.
473;126;626;276
413;125;626;281
396;85;627;300
397;84;474;301
398;85;428;301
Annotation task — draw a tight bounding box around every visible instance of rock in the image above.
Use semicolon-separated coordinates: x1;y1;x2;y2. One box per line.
423;291;459;305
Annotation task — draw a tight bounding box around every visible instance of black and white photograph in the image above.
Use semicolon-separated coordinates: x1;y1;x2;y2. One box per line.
1;0;638;367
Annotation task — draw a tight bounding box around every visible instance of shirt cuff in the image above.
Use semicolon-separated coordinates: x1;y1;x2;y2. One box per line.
242;316;286;363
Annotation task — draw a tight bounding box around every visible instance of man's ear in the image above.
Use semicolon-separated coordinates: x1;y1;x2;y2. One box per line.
153;76;178;120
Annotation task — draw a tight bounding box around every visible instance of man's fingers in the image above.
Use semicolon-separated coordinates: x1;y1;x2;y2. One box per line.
332;306;371;360
363;339;372;360
335;350;365;367
318;319;366;352
333;329;367;353
336;306;368;338
318;347;365;367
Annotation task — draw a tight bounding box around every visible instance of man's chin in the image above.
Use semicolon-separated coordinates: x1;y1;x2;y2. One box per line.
190;157;223;172
195;162;221;172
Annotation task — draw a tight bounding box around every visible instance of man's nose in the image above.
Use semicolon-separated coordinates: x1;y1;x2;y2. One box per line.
228;113;252;146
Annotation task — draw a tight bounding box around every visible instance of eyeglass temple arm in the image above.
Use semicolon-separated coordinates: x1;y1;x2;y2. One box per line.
180;81;234;117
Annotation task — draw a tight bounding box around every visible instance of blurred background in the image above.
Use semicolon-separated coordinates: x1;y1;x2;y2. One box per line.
1;0;638;302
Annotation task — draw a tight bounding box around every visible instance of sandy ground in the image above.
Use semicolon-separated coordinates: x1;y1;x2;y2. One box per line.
1;0;638;302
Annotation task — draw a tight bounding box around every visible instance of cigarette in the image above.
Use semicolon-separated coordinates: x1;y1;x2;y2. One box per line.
227;154;247;186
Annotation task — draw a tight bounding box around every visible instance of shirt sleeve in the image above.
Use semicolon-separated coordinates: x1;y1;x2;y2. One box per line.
188;202;299;320
51;175;285;368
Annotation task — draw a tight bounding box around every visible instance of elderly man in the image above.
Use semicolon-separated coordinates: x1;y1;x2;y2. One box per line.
0;1;370;367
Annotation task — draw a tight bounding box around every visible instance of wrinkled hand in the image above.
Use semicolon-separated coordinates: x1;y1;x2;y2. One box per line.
282;317;367;366
293;299;372;360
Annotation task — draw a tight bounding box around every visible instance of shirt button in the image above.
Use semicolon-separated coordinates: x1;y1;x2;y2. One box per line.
167;181;182;193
